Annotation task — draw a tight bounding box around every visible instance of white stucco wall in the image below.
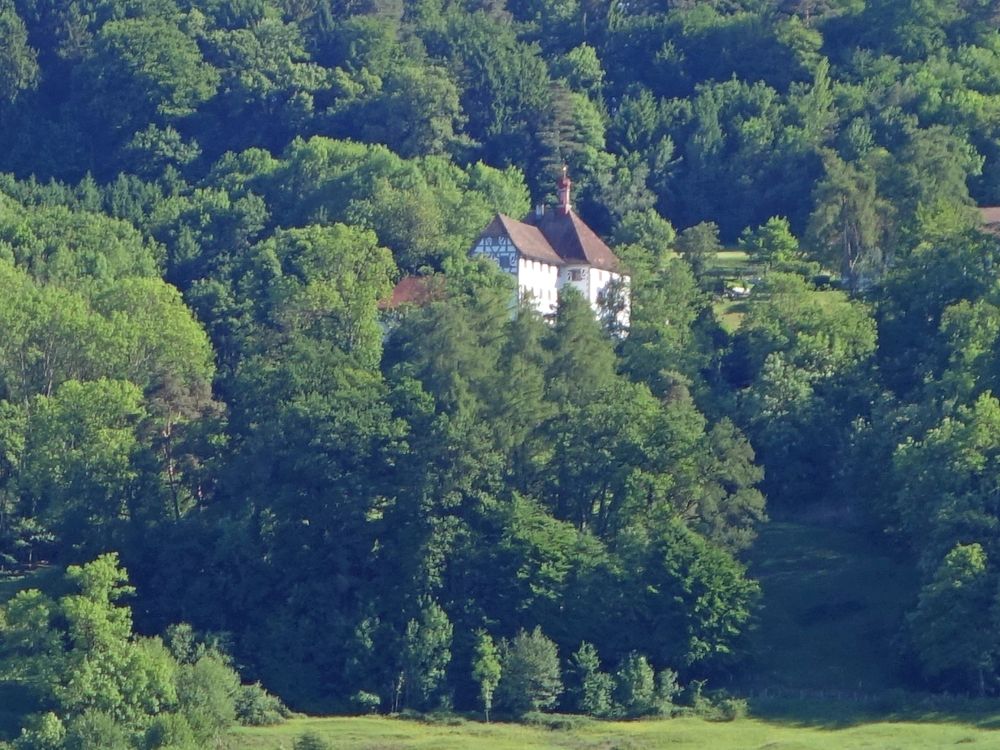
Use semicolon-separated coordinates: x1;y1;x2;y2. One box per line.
518;257;560;315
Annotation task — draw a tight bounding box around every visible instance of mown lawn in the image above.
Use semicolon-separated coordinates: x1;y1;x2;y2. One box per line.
227;713;1000;750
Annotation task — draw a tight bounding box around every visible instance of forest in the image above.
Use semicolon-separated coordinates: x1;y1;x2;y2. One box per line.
3;0;1000;747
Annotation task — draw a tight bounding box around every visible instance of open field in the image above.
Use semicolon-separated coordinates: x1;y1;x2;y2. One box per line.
743;522;917;692
714;299;749;332
227;712;1000;750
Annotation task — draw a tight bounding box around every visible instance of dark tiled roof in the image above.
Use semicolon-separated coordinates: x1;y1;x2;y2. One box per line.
524;210;621;272
488;214;565;266
473;209;623;272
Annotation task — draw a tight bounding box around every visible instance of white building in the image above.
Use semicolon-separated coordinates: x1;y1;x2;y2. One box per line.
470;170;630;328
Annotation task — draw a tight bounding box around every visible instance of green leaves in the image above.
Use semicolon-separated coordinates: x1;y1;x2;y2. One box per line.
22;380;144;554
472;630;501;721
0;555;242;745
494;627;562;716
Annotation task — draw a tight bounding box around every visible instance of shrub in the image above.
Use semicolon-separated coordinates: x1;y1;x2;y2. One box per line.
142;713;197;750
175;653;239;742
688;682;749;722
716;697;749;721
63;711;129;750
13;712;65;750
656;668;682;707
566;642;614;718
236;682;289;726
351;690;382;714
293;732;330;750
521;712;593;731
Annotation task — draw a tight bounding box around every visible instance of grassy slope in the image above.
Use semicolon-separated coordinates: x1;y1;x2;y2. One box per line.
228;714;1000;750
743;521;917;693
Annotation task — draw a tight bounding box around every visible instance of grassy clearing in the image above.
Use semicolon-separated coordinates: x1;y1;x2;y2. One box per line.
227;712;1000;750
714;299;749;332
0;565;63;604
744;522;917;693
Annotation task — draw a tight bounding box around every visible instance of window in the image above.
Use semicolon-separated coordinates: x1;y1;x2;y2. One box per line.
568;269;584;282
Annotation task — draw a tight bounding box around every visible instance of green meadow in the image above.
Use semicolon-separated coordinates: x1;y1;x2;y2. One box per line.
227;712;1000;750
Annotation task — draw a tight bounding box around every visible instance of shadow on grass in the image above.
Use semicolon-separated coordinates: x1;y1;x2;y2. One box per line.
749;695;1000;731
0;564;64;604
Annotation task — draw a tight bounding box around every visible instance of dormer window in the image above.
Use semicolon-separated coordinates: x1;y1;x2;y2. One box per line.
568;269;584;282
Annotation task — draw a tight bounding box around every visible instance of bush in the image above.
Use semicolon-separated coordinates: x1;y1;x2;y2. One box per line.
175;653;239;742
13;712;65;750
688;682;749;722
656;668;682;707
566;642;614;718
351;690;381;714
142;713;197;750
613;653;657;717
417;711;466;726
236;682;289;726
521;712;593;731
716;697;749;721
63;711;129;750
293;732;330;750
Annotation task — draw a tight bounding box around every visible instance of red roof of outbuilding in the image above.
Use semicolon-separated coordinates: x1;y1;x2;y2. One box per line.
380;275;445;310
980;206;1000;228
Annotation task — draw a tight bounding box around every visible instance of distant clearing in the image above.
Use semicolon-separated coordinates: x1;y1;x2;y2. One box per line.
227;713;1000;749
744;522;917;693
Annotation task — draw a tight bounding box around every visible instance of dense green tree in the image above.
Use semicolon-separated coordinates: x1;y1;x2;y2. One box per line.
893;393;1000;571
204;17;329;153
354;63;467;158
70;17;218;172
0;3;40;103
730;272;876;507
676;222;721;281
565;642;613;717
398;599;452;711
738;216;799;268
494;627;562;716
0;554;241;746
244;223;395;364
806;150;893;289
21;380;145;556
909;543;995;693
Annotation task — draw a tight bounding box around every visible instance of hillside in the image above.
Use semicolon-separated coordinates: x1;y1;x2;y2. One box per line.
745;522;917;694
5;1;1000;748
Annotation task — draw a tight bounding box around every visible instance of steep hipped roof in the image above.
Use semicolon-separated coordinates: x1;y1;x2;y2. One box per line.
524;209;621;272
476;214;565;266
474;209;623;272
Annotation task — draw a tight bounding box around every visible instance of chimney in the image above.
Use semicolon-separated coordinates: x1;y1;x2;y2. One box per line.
557;165;572;215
